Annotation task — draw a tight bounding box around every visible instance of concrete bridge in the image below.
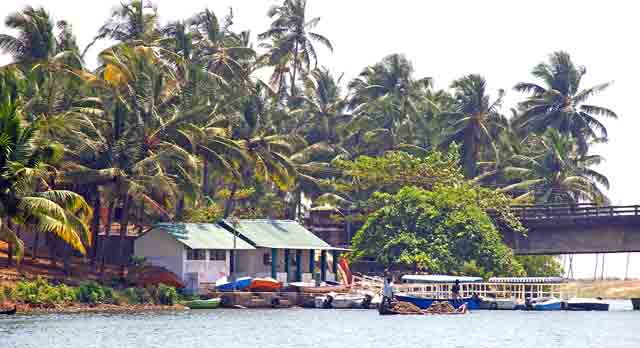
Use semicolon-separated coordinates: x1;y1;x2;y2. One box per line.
502;204;640;255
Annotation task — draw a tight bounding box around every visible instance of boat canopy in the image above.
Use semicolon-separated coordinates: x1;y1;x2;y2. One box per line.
488;277;566;283
401;274;483;284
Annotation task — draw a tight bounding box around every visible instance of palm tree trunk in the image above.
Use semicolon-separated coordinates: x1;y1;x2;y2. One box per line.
290;41;300;97
50;235;58;269
63;244;71;277
90;191;101;265
118;195;131;266
202;160;210;197
223;183;238;218
32;231;39;260
176;194;185;221
100;200;116;275
5;218;13;266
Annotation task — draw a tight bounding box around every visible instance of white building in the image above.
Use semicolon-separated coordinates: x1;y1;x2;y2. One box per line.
134;223;255;290
134;220;344;292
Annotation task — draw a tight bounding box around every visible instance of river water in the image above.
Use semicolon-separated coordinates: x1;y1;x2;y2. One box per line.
1;300;638;348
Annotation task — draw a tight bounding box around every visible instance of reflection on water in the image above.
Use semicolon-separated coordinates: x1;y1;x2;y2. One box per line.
1;300;638;348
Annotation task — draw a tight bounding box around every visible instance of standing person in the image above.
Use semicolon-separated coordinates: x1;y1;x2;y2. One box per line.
452;279;461;300
382;276;394;308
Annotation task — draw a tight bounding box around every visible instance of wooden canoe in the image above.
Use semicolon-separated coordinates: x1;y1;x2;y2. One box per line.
184;298;221;309
248;278;282;292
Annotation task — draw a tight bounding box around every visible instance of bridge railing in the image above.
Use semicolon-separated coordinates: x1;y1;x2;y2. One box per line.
509;204;640;220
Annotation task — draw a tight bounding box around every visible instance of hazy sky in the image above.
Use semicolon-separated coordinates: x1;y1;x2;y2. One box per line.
1;0;638;278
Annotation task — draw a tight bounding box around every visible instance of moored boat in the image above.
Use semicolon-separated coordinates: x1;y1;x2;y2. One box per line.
394;294;475;310
184;298;221;309
532;298;562;311
314;293;371;309
289;282;349;294
215;276;252;292
567;298;609;311
0;306;17;315
480;297;516;310
248;278;282;292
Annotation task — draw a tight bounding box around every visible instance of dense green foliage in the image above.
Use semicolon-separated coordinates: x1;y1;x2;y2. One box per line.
516;255;564;277
352;186;524;276
0;1;618;277
0;278;178;306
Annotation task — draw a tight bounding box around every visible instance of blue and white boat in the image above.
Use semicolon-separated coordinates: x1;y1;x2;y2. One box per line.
215;276;252;292
532;298;562;311
396;275;484;310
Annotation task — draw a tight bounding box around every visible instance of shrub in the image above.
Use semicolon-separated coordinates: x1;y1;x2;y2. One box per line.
123;287;152;304
14;277;76;306
77;281;111;304
154;284;177;305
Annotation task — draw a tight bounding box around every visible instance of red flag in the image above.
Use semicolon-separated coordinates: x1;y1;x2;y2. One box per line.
338;258;353;286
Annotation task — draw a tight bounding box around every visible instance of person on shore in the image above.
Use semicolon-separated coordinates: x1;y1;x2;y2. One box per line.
382;277;394;308
452;279;461;300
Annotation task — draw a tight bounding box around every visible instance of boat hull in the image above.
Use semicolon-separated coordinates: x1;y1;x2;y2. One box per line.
533;299;562;311
289;282;349;294
216;277;252;292
567;302;609;311
248;278;282;292
315;295;368;309
395;294;480;310
480;299;516;310
185;298;221;309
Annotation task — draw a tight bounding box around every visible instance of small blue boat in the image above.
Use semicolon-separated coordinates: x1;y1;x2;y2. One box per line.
532;298;562;311
215;276;252;292
395;294;480;310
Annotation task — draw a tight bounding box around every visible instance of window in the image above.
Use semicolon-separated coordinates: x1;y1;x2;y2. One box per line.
186;248;206;260
209;250;226;261
263;253;271;266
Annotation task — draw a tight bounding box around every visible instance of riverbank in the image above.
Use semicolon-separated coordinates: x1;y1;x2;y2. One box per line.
2;302;186;315
564;280;640;299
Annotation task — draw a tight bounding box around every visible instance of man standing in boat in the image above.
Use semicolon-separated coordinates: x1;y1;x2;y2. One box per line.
382;276;394;309
452;279;461;300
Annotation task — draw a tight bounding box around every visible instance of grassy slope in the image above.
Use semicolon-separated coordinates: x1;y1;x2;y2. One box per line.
563;280;640;299
0;241;122;286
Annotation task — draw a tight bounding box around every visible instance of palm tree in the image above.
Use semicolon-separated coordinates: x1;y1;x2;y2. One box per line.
0;6;56;65
441;74;505;178
514;51;617;153
83;0;160;55
295;67;349;143
0;89;92;265
498;129;609;204
344;54;434;156
258;0;333;98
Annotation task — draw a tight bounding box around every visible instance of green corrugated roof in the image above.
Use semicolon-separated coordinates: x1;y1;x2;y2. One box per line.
151;223;255;250
221;219;336;250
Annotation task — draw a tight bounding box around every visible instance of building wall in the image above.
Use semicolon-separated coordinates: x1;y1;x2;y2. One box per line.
183;251;230;284
234;248;329;281
134;230;184;279
134;230;232;289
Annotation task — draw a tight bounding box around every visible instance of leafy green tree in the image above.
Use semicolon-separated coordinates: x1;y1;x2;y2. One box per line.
351;185;524;276
516;255;564;277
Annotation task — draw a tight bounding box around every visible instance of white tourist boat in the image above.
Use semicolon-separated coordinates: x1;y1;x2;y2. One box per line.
314;293;367;309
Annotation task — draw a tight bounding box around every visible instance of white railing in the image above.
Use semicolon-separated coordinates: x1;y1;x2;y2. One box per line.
395;282;567;300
